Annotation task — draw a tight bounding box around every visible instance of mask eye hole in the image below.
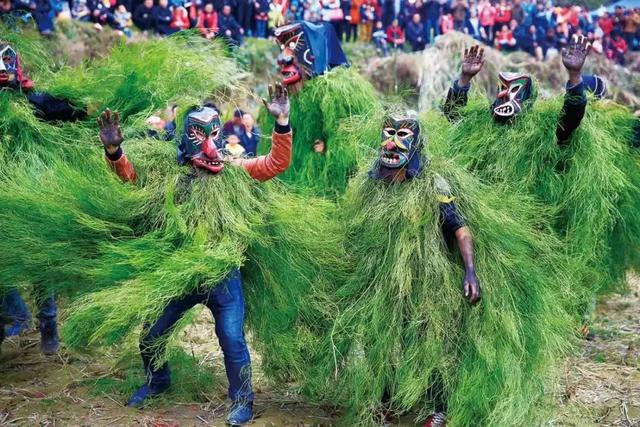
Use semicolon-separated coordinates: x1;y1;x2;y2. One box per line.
288;41;296;49
2;56;10;63
383;128;396;138
510;84;521;94
189;128;206;144
396;129;414;139
279;44;285;51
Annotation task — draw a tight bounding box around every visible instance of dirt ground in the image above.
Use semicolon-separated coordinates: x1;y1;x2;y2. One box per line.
1;280;639;427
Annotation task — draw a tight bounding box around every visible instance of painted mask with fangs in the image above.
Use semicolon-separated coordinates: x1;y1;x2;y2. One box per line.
491;72;534;123
178;106;226;174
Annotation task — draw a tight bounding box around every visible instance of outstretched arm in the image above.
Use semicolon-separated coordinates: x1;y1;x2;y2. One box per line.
98;109;137;182
440;201;481;305
443;45;485;122
557;35;590;145
241;83;292;181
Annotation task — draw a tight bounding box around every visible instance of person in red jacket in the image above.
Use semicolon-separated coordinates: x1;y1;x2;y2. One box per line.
598;12;614;36
495;23;517;51
386;18;405;50
196;3;218;39
606;31;628;65
170;5;190;31
493;0;511;35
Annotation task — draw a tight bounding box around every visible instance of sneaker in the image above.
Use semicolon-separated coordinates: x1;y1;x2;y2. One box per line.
226;400;253;426
5;321;30;337
423;412;446;427
126;383;170;407
39;320;59;355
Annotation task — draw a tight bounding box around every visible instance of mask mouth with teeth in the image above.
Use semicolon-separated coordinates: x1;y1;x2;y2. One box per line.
491;72;534;123
178;106;225;174
372;112;423;180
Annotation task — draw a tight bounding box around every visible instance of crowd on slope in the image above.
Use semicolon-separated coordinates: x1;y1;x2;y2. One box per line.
1;0;638;63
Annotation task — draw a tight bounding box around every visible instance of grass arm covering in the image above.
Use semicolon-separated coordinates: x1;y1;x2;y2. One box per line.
293;113;576;426
431;97;640;296
259;67;382;197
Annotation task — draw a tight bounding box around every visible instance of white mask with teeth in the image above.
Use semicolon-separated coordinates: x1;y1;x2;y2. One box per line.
491;72;534;123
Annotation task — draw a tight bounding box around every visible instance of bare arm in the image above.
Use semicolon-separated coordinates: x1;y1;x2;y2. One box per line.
455;226;481;305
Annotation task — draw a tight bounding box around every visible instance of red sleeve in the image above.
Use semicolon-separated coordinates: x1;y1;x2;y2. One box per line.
106;153;137;183
240;128;292;181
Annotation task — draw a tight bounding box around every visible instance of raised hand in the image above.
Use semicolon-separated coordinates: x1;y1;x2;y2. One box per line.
97;109;123;154
562;34;590;85
459;45;485;87
262;82;290;126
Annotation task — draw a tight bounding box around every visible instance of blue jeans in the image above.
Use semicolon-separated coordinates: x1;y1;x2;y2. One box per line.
256;20;267;39
424;18;439;44
140;269;253;402
1;287;56;326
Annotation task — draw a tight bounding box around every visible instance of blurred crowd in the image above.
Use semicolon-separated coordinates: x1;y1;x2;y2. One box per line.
1;0;638;64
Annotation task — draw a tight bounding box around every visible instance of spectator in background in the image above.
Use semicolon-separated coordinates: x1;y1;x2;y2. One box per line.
494;0;511;36
196;3;218;39
225;134;246;157
406;13;425;51
424;0;441;44
133;0;154;32
0;0;12;15
440;12;453;34
153;0;175;35
239;112;260;157
518;23;542;60
170;5;190;31
622;8;639;49
348;0;362;42
478;0;495;44
607;31;628;64
386;17;405;50
451;0;467;32
114;4;133;37
224;109;245;136
532;2;548;38
372;20;390;55
540;26;558;59
511;0;523;25
219;4;244;45
254;0;269;38
495;23;516;51
599;11;614;37
359;0;376;42
33;0;55;35
236;0;253;36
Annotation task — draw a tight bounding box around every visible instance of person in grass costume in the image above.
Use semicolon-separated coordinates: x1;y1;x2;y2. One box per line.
0;81;343;425
437;35;640;308
0;39;86;355
259;21;381;197
95;84;294;424
0;33;246;355
298;108;574;427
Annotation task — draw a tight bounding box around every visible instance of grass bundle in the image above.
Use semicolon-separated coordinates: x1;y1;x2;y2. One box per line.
259;67;381;198
432;96;640;297
298;113;576;426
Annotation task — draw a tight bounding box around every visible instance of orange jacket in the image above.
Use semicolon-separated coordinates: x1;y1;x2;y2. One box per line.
106;127;292;183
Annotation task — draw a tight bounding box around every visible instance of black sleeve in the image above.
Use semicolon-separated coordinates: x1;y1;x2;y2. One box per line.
632;118;640;149
26;92;87;122
442;79;470;122
440;202;465;242
556;80;587;146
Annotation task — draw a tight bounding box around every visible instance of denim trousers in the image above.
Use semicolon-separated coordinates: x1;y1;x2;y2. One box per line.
140;268;253;402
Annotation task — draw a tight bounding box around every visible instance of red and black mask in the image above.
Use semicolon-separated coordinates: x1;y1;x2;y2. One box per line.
178;106;225;174
491;72;534;122
274;23;314;88
0;43;33;91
